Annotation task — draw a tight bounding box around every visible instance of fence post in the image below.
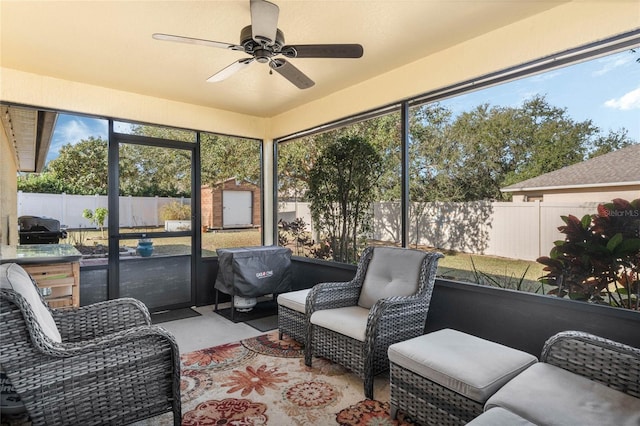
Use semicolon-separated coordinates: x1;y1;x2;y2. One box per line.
127;195;133;228
535;200;542;259
61;193;67;227
155;196;160;227
17;191;23;218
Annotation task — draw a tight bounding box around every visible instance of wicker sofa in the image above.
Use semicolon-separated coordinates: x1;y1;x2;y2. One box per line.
471;330;640;425
0;263;182;426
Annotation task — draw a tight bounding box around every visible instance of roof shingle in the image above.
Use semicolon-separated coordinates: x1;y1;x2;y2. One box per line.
501;143;640;192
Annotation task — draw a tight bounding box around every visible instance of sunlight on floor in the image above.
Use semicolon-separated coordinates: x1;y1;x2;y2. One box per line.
159;303;269;353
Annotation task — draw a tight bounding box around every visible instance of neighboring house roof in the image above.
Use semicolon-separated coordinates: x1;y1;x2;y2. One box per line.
501;143;640;192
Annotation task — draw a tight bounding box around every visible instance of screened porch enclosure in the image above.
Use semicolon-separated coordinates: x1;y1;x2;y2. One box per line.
1;3;638;331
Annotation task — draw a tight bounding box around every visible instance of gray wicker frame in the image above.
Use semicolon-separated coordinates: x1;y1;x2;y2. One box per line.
278;303;307;345
389;362;483;425
304;246;443;399
389;330;640;425
541;330;640;398
1;277;181;425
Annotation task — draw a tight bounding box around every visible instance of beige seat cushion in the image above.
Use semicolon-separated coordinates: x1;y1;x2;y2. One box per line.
277;289;310;313
388;329;537;403
310;306;370;342
357;247;426;309
485;362;640;426
1;263;62;343
467;407;536;426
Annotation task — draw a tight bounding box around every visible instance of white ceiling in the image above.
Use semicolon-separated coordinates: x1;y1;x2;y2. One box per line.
0;0;567;118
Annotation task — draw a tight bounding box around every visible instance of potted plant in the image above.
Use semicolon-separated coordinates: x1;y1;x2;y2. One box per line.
137;234;154;257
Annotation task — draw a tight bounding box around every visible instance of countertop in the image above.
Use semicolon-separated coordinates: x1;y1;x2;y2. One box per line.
0;244;82;264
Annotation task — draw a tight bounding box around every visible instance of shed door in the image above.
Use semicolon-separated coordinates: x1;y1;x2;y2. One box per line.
223;190;252;227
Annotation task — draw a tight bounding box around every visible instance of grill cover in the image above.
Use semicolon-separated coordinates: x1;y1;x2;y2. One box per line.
215;246;292;298
18;216;66;244
18;216;61;232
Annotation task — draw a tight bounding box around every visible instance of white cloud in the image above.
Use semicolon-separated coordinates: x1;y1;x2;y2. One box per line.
46;116;108;164
604;87;640;110
530;70;561;83
59;118;94;143
592;55;634;77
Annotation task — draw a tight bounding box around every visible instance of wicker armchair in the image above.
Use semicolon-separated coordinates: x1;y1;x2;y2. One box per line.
304;246;443;399
0;263;181;426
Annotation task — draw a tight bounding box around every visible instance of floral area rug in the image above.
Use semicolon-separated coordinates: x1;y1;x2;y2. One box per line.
138;330;417;426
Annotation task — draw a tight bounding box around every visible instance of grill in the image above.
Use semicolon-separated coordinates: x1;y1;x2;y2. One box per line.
18;216;67;245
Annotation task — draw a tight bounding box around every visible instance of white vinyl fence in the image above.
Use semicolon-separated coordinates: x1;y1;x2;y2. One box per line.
278;200;598;262
19;192;599;261
371;200;599;261
17;192;191;229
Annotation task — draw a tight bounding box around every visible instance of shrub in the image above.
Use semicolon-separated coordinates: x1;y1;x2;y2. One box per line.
82;207;108;237
537;198;640;310
160;202;191;221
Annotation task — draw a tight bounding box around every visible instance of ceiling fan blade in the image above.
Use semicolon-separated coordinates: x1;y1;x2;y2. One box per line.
153;33;244;51
269;59;314;89
282;44;364;58
207;58;255;82
250;0;279;45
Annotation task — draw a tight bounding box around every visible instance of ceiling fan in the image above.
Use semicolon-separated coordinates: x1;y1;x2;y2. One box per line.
152;0;363;89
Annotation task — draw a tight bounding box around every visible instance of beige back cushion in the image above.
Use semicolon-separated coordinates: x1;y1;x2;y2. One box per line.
357;247;426;309
1;263;62;343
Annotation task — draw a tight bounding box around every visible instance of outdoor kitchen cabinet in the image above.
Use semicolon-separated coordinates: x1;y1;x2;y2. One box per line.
0;244;81;308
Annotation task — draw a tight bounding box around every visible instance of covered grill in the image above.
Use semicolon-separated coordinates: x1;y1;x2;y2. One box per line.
18;216;67;245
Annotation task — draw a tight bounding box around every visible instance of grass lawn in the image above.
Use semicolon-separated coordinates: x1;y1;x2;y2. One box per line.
69;228;545;293
69;228;262;257
436;249;545;293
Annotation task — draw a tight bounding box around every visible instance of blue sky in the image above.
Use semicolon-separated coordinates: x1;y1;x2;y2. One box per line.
47;114;108;164
443;48;640;141
46;48;640;165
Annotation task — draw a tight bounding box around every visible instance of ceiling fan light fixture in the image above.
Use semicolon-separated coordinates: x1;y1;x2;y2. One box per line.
255;50;271;63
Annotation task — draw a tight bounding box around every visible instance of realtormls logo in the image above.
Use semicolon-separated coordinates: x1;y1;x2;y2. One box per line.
256;270;274;279
599;207;640;217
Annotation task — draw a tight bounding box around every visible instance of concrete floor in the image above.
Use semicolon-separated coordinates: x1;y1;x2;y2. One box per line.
158;303;269;353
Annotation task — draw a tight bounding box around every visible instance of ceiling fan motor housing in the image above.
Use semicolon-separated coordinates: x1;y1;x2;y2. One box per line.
240;25;285;63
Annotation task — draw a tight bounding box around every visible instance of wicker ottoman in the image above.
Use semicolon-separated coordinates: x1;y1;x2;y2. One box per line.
388;329;537;425
277;289;310;345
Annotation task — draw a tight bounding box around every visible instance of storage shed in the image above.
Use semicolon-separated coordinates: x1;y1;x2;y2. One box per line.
201;179;261;230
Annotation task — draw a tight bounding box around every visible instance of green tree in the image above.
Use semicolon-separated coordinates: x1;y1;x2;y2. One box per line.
278;137;323;202
17;172;68;194
120;144;192;197
307;135;383;263
120;123;195;197
410;95;634;201
200;134;261;187
409;103;463;202
278;113;401;204
44;136;109;195
129;123;196;143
